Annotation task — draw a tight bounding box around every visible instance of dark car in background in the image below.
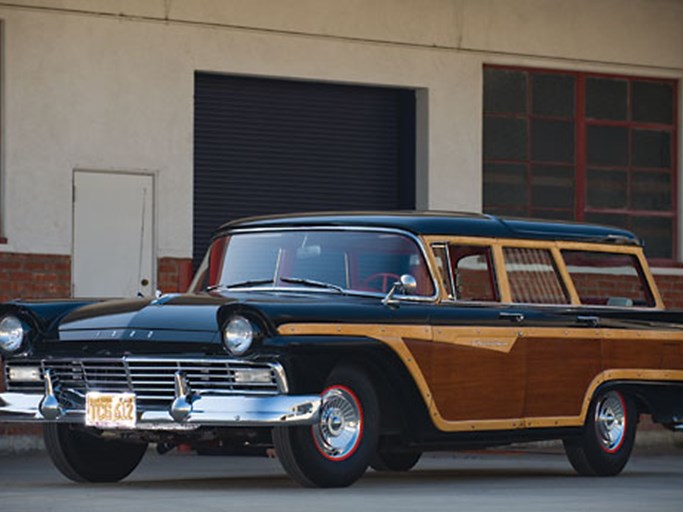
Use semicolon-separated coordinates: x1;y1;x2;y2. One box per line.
1;211;682;487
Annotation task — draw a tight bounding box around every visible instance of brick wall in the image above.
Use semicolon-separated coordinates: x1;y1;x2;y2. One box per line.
157;257;194;294
459;269;497;301
0;253;194;302
0;253;71;302
653;274;683;309
570;272;649;306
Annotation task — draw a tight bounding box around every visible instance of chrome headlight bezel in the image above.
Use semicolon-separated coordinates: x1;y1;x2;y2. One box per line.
222;315;255;356
0;315;26;354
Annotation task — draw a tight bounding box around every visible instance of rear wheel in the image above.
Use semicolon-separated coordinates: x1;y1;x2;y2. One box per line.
273;364;379;487
563;389;637;477
44;424;147;483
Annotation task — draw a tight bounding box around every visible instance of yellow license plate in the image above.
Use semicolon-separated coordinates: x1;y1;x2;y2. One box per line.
85;392;136;429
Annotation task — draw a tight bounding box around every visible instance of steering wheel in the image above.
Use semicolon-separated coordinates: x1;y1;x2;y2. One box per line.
362;272;401;293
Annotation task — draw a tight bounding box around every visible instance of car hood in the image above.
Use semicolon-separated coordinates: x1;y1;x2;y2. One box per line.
56;294;232;344
46;290;427;346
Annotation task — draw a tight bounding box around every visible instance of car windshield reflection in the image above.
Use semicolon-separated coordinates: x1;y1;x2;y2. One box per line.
191;230;435;297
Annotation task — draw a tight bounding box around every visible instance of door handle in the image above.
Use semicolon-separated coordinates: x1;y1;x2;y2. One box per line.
577;315;600;327
499;312;524;323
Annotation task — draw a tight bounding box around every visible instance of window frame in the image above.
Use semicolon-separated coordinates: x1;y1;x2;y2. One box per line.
197;227;440;301
430;242;500;302
423;235;664;309
561;248;656;308
483;64;679;265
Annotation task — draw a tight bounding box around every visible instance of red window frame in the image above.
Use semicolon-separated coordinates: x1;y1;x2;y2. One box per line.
483;65;679;265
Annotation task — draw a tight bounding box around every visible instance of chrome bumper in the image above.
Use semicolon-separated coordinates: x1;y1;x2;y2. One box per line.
0;391;321;429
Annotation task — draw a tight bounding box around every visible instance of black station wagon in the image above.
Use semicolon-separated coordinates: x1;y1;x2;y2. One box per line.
1;211;682;487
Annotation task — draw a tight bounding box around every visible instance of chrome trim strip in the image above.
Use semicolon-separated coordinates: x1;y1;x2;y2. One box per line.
0;393;45;420
212;226;441;303
271;362;289;394
0;391;321;428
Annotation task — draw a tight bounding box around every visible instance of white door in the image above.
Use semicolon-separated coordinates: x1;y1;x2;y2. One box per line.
73;171;154;298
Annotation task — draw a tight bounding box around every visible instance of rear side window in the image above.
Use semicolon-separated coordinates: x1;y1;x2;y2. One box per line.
561;250;654;307
450;246;499;301
432;244;499;302
503;247;569;304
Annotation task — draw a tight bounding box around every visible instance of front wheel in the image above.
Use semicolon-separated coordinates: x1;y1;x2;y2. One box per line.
44;424;147;483
273;364;379;487
563;389;637;476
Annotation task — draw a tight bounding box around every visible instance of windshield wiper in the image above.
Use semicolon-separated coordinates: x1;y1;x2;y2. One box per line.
280;277;345;294
207;279;274;291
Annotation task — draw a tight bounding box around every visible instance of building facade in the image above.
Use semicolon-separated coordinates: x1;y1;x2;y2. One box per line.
0;0;681;305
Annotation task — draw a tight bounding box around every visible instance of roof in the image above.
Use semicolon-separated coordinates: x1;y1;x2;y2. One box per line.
215;211;641;245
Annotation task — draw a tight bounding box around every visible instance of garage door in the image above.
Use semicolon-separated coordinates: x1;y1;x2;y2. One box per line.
193;73;416;266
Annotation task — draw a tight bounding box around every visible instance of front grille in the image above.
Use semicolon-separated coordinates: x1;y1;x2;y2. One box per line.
5;358;284;407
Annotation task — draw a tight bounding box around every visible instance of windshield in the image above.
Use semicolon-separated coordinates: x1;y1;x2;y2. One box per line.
189;229;435;297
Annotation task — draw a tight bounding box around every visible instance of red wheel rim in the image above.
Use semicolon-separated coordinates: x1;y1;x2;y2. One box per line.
595;390;627;454
312;385;364;461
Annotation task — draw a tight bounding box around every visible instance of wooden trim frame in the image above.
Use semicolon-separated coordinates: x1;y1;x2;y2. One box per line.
420;235;665;309
550;246;580;305
278;322;683;433
491;244;511;304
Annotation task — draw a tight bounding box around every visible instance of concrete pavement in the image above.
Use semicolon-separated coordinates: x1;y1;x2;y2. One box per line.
0;447;681;512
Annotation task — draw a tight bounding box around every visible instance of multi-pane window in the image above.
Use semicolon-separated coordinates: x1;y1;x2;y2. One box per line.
483;66;678;261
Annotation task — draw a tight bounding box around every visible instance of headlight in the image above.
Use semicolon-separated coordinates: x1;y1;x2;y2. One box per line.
0;315;25;353
223;316;254;355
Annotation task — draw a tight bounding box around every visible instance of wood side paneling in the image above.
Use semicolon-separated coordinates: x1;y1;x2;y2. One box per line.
278;323;683;432
603;339;666;370
431;342;526;421
524;338;602;417
662;343;683;370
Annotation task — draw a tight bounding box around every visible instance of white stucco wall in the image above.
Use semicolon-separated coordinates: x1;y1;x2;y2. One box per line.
0;0;681;259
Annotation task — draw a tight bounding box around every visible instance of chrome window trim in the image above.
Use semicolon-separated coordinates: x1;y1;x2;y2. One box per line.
211;226;441;303
430;242;456;300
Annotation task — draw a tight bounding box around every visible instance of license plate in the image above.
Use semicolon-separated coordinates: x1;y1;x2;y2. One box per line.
85;392;136;429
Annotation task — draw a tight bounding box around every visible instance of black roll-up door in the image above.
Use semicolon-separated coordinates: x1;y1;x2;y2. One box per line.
193;73;416;265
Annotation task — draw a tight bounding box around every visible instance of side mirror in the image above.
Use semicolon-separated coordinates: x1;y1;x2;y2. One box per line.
382;274;417;307
399;274;417;294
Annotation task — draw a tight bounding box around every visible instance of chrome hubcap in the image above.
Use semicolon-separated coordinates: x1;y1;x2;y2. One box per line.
595;391;626;453
313;387;362;460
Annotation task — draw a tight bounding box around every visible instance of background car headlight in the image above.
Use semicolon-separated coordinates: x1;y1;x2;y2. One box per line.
0;315;25;353
223;316;254;355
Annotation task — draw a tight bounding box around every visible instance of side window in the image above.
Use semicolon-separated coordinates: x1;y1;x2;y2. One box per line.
432;244;498;302
561;250;655;307
452;247;499;301
503;247;569;304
